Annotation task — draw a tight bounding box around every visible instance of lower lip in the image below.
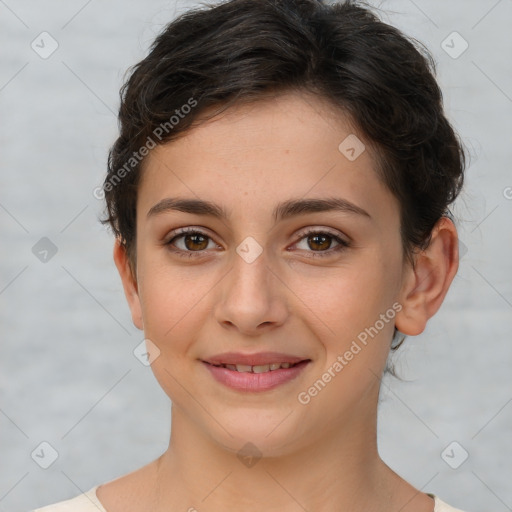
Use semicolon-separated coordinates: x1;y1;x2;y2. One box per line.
202;360;310;392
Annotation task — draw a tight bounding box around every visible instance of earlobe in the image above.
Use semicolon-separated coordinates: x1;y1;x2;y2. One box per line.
395;217;459;336
113;238;144;331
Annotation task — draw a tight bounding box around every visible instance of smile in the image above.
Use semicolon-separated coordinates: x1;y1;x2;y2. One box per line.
209;361;301;373
202;359;311;392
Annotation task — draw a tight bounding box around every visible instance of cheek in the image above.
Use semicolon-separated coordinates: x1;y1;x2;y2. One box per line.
286;255;398;343
136;254;215;352
137;265;210;402
143;284;199;339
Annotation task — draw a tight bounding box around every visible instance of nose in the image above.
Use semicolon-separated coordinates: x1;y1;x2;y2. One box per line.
214;243;289;336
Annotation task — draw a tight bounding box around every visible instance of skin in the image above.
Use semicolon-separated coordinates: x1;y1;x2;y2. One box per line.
99;91;459;512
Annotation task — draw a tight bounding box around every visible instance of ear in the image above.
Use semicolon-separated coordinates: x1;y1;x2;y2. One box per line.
395;217;459;336
113;238;143;330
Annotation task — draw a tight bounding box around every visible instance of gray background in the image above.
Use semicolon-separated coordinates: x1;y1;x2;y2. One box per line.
1;1;511;511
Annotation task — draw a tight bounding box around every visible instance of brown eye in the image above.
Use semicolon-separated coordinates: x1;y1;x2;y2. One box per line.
294;229;350;258
182;233;209;251
166;228;217;257
307;233;332;252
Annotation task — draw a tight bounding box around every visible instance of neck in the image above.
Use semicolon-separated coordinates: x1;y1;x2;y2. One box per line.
150;397;407;512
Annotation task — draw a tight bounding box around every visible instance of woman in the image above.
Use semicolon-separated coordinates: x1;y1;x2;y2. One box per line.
33;0;467;510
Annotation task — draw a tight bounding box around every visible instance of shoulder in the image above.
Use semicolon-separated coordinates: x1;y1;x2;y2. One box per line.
432;495;468;512
30;486;106;512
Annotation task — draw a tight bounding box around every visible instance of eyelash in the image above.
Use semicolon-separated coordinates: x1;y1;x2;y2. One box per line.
165;227;350;259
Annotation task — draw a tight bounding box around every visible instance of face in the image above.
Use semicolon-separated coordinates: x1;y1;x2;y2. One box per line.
117;91;412;456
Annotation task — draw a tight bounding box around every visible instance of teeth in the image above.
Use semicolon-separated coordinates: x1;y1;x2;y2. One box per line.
216;362;298;372
235;364;252;373
252;364;270;373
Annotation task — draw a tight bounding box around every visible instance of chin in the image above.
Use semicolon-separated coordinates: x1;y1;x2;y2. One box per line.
207;410;307;459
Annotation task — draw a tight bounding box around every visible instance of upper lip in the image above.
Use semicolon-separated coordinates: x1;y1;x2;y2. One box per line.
202;352;310;366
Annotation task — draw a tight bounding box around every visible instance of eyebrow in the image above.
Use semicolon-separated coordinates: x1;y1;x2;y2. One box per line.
146;196;371;222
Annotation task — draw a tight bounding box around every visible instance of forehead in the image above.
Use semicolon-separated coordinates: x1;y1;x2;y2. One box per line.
148;91;366;166
137;91;397;226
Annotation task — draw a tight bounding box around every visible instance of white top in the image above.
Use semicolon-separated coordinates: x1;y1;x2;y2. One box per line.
31;486;467;512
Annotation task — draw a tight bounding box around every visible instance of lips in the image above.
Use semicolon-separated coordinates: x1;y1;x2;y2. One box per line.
201;352;311;392
203;359;310;392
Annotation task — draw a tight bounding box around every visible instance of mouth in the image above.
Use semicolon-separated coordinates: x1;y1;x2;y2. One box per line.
204;361;306;373
201;353;311;392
